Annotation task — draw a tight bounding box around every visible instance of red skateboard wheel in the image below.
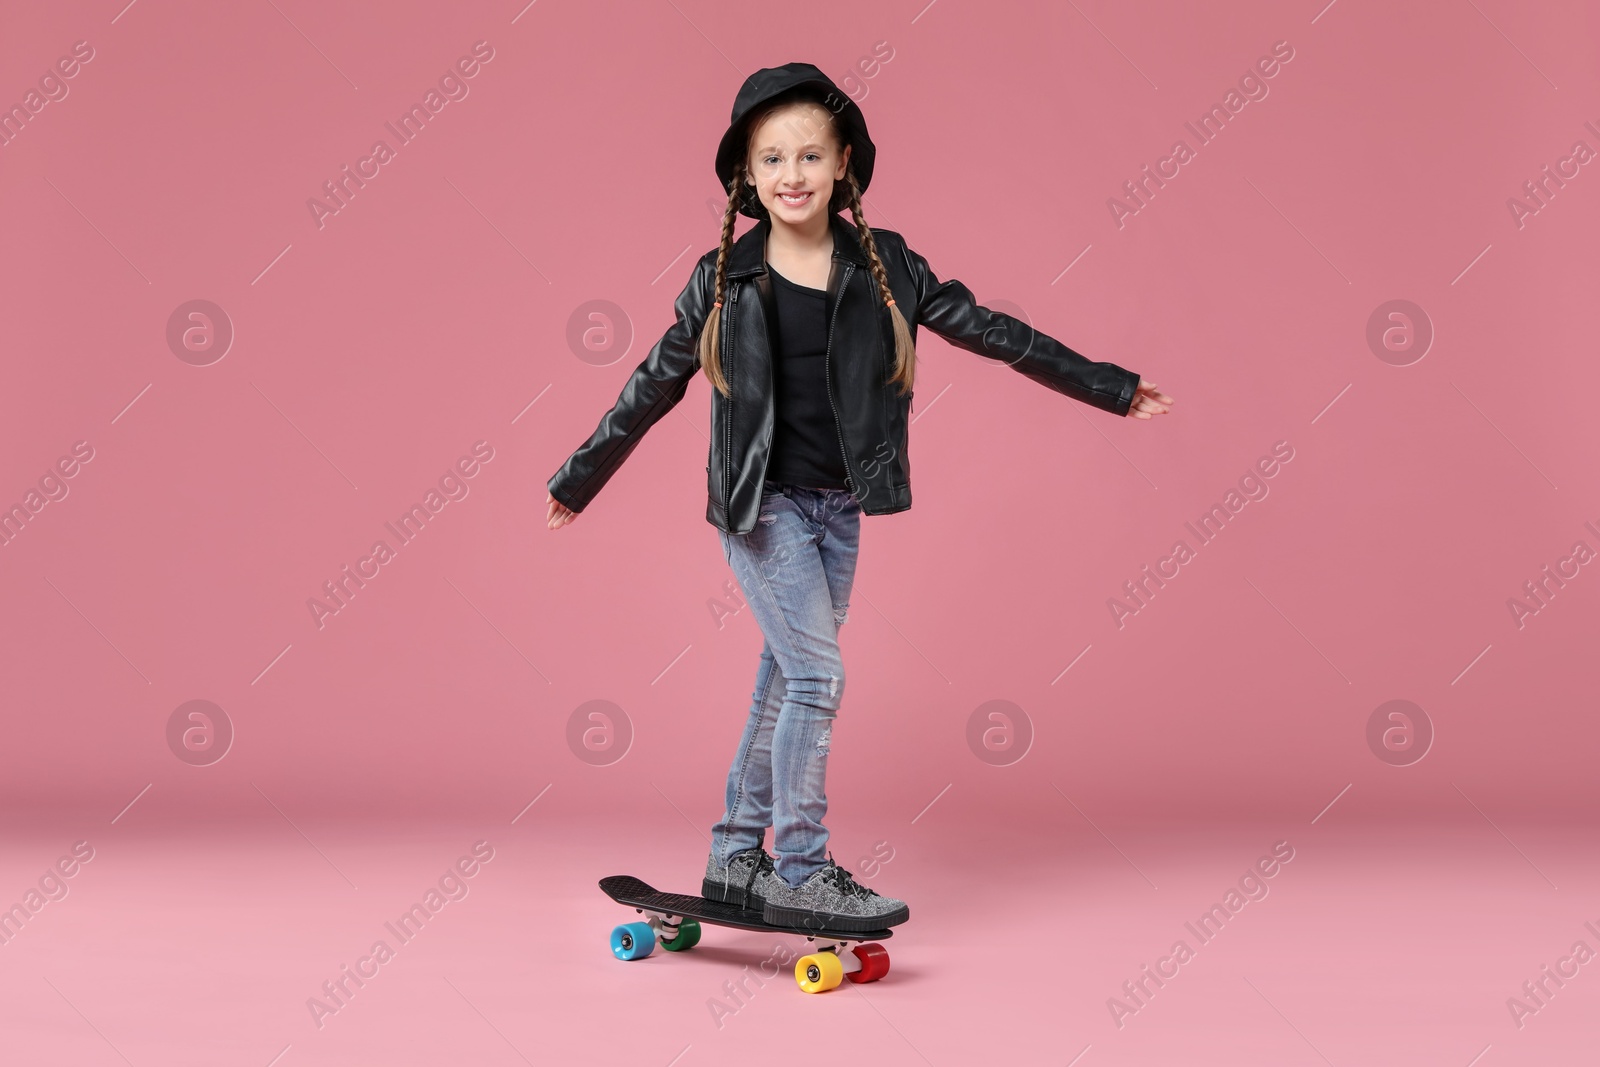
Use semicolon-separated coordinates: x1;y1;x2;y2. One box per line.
846;942;889;983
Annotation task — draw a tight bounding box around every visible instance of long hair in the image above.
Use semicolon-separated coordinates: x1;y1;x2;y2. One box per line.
696;93;916;399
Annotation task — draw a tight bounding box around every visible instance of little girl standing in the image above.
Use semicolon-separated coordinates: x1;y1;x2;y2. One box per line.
547;62;1173;934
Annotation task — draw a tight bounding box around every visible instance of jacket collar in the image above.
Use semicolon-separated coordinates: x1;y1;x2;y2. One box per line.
725;212;868;279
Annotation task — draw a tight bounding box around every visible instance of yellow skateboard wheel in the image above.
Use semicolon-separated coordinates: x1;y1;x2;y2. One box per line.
795;950;844;993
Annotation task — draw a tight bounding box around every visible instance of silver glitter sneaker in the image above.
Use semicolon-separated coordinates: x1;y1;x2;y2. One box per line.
761;853;909;932
702;846;780;909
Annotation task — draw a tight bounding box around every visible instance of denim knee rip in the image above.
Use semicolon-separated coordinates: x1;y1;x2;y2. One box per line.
758;511;777;525
816;724;831;757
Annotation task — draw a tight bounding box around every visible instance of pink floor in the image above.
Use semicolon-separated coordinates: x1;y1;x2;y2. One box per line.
3;814;1596;1066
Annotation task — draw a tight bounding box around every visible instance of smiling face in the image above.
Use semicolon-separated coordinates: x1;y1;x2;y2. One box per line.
744;100;852;228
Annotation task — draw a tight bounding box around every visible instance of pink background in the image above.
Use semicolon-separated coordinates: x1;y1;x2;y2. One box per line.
2;1;1596;1064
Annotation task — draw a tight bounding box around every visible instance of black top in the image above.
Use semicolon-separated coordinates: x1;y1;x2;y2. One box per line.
766;266;849;490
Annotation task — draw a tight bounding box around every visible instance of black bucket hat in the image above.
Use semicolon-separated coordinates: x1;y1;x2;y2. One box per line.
714;62;877;221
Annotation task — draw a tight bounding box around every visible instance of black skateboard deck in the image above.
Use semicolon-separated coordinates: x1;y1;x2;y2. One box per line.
599;875;895;941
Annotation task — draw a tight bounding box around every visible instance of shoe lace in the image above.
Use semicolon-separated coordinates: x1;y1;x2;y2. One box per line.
819;856;875;900
740;849;775;890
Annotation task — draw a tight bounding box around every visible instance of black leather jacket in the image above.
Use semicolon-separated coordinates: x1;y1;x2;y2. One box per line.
548;212;1141;535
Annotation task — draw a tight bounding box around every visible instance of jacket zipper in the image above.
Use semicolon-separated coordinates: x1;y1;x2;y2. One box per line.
824;262;856;492
722;283;738;511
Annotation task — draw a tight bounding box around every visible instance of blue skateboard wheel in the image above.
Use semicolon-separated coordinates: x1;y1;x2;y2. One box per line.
611;921;657;960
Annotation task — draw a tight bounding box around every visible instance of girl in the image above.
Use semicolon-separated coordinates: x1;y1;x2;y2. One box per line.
546;63;1174;934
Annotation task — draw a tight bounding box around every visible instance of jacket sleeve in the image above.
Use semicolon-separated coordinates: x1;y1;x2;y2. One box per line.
896;237;1140;417
547;253;714;513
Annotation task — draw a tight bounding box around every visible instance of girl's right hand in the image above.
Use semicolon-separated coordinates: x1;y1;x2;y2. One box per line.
546;492;578;529
1127;378;1174;420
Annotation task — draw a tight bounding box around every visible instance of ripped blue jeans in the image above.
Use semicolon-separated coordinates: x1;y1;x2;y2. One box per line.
712;479;862;888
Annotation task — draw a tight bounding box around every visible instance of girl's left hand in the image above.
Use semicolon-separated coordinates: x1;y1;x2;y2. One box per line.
1127;379;1174;420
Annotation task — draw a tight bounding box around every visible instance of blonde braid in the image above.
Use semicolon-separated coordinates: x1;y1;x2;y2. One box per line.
697;159;746;398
